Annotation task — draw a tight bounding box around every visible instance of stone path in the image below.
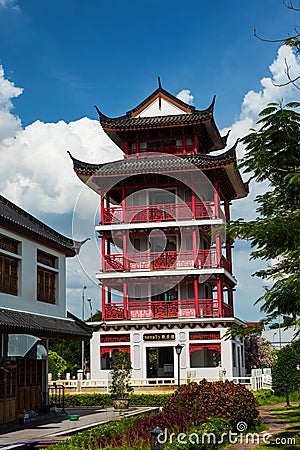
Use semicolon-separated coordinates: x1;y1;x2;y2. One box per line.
226;403;290;450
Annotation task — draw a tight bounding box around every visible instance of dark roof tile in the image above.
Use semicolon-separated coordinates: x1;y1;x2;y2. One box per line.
0;308;92;340
0;195;77;256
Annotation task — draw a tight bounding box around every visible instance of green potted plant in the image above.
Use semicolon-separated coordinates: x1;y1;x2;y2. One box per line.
110;351;133;410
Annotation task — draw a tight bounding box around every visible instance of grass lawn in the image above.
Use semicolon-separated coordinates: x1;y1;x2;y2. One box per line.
259;404;300;449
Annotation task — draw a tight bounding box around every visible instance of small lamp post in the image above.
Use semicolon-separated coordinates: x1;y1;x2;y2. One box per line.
87;297;93;321
81;285;87;373
175;344;183;387
150;426;165;450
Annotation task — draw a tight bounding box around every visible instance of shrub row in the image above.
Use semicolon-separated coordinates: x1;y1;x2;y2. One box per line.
50;393;171;408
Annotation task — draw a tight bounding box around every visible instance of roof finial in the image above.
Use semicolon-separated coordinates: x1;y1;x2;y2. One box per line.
158;76;162;89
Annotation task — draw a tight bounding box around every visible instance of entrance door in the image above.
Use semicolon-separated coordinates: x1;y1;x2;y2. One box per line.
146;347;174;378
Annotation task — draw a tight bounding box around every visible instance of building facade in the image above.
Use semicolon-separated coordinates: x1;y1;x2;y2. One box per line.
70;83;248;384
0;195;91;424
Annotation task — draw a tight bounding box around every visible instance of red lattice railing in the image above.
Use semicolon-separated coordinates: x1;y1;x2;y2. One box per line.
103;201;224;225
103;298;233;321
103;249;227;272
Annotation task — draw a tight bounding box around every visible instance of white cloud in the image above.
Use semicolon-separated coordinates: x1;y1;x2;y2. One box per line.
0;65;23;142
0;0;19;9
0;115;122;216
176;89;194;105
222;45;300;159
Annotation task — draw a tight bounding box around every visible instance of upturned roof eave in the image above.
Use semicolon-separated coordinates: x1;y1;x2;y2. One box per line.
0;194;80;257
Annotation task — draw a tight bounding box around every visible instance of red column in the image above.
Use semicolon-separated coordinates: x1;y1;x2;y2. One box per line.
123;233;127;271
101;284;106;320
193;134;198;153
100;197;105;225
136;137;139;157
216;278;223;317
213;179;220;219
122;185;126;223
191;188;196;219
224;200;232;273
214;179;221;266
194;278;199;317
182;133;186;154
125;140;129;157
192;230;197;268
228;288;234;317
101;235;105;272
123;282;128;319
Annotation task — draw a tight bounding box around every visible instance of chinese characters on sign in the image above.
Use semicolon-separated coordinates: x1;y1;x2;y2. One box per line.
143;333;175;341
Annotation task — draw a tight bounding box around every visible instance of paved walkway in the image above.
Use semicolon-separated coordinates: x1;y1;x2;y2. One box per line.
227;403;290;450
0;406;157;449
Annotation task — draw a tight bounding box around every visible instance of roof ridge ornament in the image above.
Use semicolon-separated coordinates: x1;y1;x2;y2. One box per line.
94;105;109;121
208;95;216;112
158;76;162;90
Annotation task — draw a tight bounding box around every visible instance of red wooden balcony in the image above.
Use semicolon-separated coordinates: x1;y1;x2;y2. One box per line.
103;299;233;321
103;249;230;273
102;201;224;225
127;144;194;157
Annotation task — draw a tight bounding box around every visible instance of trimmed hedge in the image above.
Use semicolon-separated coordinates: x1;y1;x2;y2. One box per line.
49;393;171;408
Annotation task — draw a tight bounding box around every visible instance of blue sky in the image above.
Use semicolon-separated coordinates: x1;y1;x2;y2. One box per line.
0;0;299;322
0;0;297;126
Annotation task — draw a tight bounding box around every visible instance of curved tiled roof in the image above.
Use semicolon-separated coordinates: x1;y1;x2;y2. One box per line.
68;145;237;177
96;107;214;130
0;195;78;256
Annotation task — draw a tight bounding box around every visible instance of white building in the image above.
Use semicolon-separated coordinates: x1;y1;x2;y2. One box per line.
0;194;91;424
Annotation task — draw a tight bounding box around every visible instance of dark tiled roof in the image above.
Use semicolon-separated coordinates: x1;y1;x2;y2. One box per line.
0;308;92;340
0;195;77;256
69;146;237;177
96;108;214;130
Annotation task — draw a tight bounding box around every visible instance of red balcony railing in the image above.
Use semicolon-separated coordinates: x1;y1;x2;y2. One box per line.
102;201;224;225
103;299;233;321
103;249;227;273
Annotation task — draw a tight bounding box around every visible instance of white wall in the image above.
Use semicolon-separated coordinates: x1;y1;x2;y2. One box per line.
90;324;245;381
0;227;67;318
138;98;187;118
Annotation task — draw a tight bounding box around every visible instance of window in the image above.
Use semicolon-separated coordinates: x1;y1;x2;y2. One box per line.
189;344;221;368
100;347;130;370
0;234;20;296
37;250;58;304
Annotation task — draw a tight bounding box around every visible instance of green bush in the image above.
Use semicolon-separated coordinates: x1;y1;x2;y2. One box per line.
50;393;170;408
164;417;231;450
163;380;260;430
272;340;300;395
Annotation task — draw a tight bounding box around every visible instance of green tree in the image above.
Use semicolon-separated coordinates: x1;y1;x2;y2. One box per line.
272;339;300;395
48;350;67;381
48;339;82;376
110;351;133;399
229;102;300;326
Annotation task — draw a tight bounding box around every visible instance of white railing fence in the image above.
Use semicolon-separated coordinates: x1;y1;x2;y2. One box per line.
49;370;272;393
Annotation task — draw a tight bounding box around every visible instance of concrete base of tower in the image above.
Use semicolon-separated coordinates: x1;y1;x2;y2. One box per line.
90;317;246;383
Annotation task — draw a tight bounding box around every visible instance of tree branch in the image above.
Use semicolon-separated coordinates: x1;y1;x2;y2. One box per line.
284;0;300;11
254;27;300;44
273;58;300;90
